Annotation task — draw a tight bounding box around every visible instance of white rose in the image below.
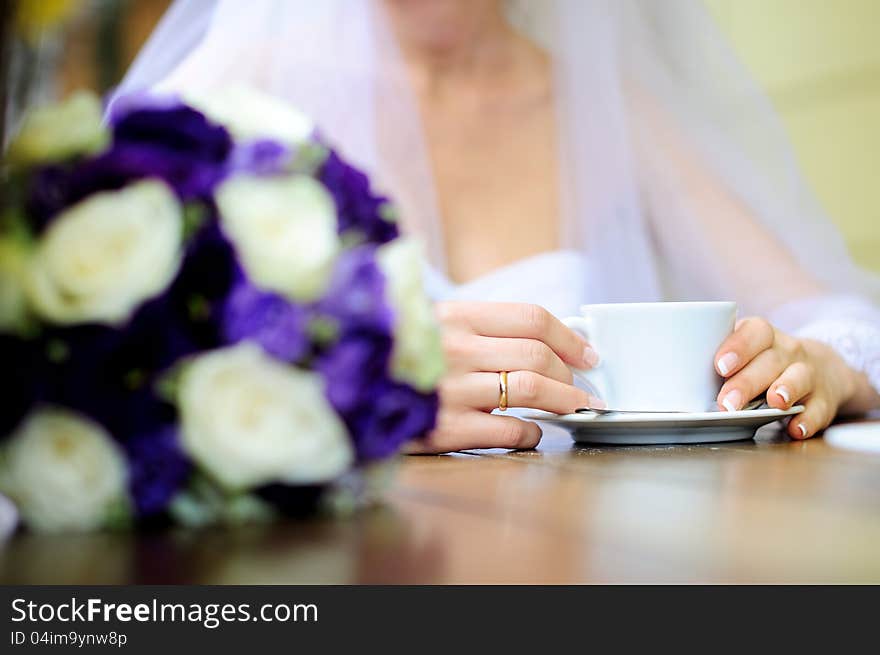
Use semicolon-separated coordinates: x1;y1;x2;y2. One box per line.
0;408;129;533
25;180;184;326
178;342;353;489
186;85;313;146
0;238;30;333
377;239;445;392
8;91;109;166
216;174;339;301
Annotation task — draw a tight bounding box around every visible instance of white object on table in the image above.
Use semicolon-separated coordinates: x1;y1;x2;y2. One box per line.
0;492;18;541
825;422;880;454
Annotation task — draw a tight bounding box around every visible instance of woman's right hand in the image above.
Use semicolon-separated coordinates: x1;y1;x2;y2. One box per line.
404;302;602;454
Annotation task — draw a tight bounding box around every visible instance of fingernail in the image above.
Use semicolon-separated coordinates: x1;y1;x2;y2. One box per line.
590;396;607;409
582;346;599;368
721;389;742;412
716;352;739;376
776;386;790;404
797;423;807;438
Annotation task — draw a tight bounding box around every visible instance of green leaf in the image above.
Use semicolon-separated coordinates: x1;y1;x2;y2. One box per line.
0;206;34;242
169;491;219;528
169;473;279;528
289;141;330;176
123;368;146;391
45;339;69;364
378;202;399;223
155;361;189;405
340;230;366;249
104;496;133;531
222;494;277;526
308;315;340;345
187;294;211;321
181;203;209;241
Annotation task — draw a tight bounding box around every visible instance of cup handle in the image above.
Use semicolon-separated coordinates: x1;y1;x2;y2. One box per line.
562;316;604;401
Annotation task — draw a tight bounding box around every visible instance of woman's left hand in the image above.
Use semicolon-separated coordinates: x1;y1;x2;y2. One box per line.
713;317;860;439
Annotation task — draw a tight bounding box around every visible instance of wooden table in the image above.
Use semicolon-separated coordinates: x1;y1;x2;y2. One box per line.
3;416;880;584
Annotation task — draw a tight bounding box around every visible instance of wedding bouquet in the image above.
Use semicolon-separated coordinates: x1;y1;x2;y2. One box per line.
0;87;443;533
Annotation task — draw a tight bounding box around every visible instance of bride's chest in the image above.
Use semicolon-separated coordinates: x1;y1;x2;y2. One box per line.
424;103;558;208
421;101;561;275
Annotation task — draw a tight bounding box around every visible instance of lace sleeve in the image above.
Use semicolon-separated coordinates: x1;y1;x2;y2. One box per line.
769;294;880;395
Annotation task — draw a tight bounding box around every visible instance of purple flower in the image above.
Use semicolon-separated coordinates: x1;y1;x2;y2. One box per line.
228;139;291;176
317;331;392;415
111;104;232;193
166;219;240;350
318;149;399;245
316;245;393;334
125;427;192;518
33;306;187;440
26;104;232;228
24;165;73;232
222;280;311;363
348;382;439;460
317;333;436;460
313;245;436;458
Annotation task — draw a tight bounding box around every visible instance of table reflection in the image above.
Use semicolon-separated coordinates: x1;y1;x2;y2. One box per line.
0;506;446;584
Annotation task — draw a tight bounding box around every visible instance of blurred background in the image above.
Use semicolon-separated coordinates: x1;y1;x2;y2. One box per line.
3;0;878;272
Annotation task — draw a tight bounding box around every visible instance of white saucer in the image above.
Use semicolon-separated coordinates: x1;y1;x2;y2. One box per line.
523;406;804;445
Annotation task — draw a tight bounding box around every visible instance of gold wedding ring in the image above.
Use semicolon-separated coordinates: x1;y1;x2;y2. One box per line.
498;371;509;411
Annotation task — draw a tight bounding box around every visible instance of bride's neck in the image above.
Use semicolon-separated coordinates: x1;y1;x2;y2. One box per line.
383;1;521;97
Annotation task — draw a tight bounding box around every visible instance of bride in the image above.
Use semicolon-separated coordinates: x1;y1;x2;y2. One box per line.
116;0;880;452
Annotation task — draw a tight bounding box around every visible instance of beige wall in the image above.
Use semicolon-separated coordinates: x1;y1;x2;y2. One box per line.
706;0;880;272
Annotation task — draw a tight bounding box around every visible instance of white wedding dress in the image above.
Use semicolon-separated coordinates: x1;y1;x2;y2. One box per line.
424;250;592;320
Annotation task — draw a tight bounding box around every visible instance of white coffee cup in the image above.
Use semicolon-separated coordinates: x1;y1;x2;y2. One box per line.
563;301;736;412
